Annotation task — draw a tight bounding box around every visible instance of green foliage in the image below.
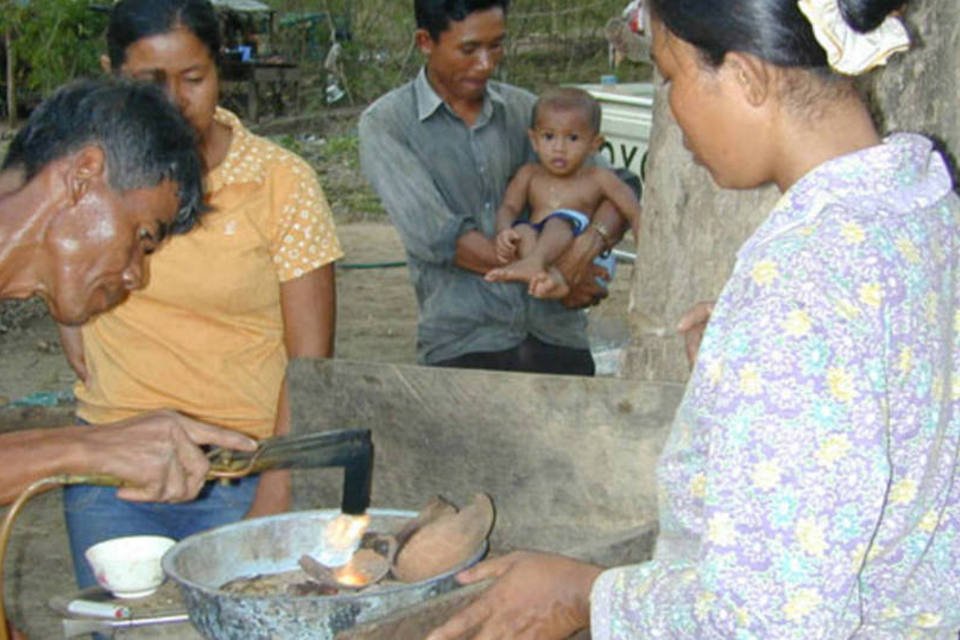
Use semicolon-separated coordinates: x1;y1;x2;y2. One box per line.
323;132;358;161
2;0;648;106
270;131;359;167
271;133;306;156
263;0;650;105
5;0;107;97
255;0;651;222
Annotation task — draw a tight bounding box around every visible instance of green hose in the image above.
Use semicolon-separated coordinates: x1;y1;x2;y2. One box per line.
337;260;407;270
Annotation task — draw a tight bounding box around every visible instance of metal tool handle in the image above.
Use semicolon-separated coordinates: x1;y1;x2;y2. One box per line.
208;428;374;515
62;613;191;638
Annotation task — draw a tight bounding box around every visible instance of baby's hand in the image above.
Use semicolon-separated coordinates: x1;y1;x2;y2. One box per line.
495;229;521;264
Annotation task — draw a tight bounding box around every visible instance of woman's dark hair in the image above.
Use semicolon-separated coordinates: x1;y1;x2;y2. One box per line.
415;0;510;41
649;0;906;68
840;0;906;32
2;79;205;234
107;0;222;70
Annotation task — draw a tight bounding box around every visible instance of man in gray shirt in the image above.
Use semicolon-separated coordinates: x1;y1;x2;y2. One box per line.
359;0;628;374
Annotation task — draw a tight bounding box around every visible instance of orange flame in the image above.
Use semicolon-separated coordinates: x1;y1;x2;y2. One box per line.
334;565;369;587
317;513;370;567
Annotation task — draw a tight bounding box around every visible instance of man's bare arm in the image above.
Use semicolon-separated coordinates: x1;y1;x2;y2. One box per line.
540;201;629;306
0;413;256;505
454;230;502;275
597;168;642;239
494;165;535;234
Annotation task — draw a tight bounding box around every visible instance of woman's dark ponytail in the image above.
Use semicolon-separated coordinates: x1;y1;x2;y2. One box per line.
649;0;907;69
838;0;906;33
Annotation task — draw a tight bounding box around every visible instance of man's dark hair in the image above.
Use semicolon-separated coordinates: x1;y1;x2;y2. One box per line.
107;0;221;70
2;79;205;234
415;0;509;40
533;87;602;135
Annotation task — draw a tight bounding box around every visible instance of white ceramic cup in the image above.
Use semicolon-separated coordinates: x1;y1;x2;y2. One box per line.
84;535;176;599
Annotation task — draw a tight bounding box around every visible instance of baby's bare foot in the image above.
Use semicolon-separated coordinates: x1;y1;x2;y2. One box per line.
484;256;546;284
529;267;570;299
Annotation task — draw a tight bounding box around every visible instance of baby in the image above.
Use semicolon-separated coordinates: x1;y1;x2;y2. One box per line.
485;87;640;297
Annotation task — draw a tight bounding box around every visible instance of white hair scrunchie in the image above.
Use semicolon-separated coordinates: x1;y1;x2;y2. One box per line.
797;0;910;75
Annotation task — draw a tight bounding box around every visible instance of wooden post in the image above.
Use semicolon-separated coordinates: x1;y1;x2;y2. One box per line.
5;24;14;128
551;0;559;41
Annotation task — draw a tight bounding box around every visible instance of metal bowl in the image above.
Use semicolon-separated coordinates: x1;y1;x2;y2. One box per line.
162;509;487;640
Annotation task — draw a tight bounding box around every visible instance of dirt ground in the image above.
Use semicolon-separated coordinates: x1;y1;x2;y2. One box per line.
0;218;632;638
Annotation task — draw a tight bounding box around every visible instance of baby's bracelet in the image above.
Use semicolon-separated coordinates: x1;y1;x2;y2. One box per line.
589;221;614;251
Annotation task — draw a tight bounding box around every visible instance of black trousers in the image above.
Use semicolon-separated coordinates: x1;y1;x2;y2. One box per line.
433;334;595;376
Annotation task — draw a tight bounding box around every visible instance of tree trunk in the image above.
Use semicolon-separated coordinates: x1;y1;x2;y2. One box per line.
623;0;958;382
867;1;960;183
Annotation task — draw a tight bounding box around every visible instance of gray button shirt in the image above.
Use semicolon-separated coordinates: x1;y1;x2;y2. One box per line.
359;68;588;364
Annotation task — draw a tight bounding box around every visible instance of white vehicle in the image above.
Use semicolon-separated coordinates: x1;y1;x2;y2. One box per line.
577;82;654;181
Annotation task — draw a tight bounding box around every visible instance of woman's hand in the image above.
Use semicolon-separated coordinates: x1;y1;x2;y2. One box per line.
426;551;603;640
677;301;715;367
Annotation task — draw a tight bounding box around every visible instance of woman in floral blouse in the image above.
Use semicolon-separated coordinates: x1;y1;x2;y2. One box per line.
428;0;960;638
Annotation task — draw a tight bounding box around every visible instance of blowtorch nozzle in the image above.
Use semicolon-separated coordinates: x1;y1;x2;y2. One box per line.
206;428;374;515
334;429;374;515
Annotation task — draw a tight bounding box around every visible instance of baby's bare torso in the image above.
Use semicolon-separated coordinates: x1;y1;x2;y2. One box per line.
526;165;606;223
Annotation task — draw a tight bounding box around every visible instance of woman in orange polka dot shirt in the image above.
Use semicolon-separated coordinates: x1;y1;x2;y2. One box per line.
57;0;343;590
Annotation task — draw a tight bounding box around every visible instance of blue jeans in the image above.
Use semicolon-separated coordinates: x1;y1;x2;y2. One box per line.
63;475;259;589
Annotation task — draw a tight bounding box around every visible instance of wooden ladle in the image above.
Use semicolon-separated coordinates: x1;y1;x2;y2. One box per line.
393;496;458;549
298;548;391;591
351;495;457;568
391;493;495;583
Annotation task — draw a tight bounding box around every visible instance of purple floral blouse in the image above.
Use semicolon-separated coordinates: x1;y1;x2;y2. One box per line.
592;134;960;638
